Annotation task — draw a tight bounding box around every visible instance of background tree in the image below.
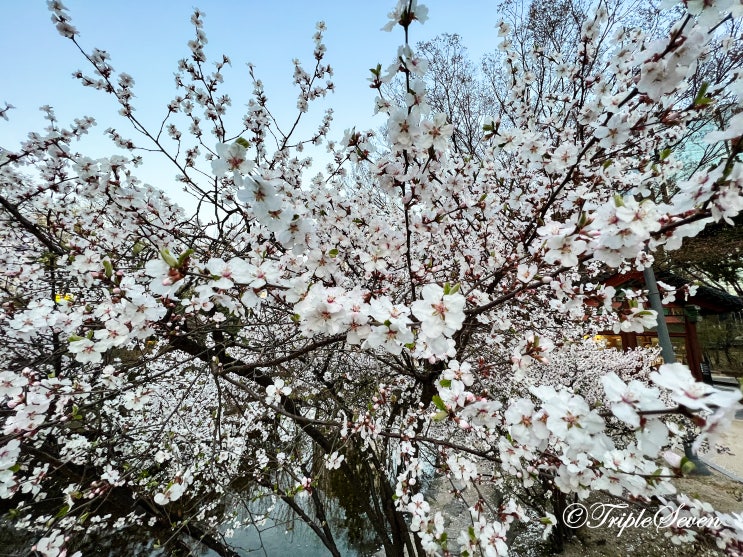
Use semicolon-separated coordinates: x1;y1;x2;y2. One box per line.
391;0;743;299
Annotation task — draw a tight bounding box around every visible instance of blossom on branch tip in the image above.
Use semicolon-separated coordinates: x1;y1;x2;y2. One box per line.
382;0;429;31
650;363;743;412
211;141;255;177
411;284;466;340
601;371;661;428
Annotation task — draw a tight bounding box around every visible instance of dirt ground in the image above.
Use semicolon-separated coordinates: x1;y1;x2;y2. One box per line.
699;419;743;481
560;470;743;557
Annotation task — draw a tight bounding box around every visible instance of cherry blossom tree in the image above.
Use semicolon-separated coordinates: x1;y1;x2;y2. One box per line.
1;1;743;556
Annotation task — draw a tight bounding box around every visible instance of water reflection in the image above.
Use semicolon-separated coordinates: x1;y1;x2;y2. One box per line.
1;487;381;556
222;501;378;556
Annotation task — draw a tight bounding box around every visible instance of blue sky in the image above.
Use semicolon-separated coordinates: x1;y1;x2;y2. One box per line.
0;1;503;202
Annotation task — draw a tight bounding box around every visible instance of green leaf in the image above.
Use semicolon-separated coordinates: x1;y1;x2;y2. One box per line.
159;248;178;268
235;137;250;148
659;148;672;161
439;379;452;388
102;259;114;278
177;249;194;266
693;81;711;107
328;248;339;258
680;456;696;475
433;410;449;421
55;504;70;519
432;395;446;411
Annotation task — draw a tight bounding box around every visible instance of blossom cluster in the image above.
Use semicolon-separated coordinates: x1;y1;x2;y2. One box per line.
1;0;742;555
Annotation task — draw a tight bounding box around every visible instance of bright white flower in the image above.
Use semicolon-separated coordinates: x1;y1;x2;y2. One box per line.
122;388;152;411
94;321;130;349
614;307;657;334
68;338;105;364
516;263;538;283
601;371;661;428
0;439;21;470
387;108;420;150
477;520;509;557
446;453;477;490
33;531;66;557
100;466;121;486
534;387;605;445
324;451;345;470
382;0;429;31
295;285;348;337
594;112;631;149
211;141;254;177
205;257;256;289
154;481;186;505
443;360;474;387
651;363;742;411
0;371;26;399
419;113;453;152
266;378;291;405
365;322;414;355
236;175;282;211
635;418;669;458
411;284;466;339
144;256;185;299
407;493;430;532
540;513;557;540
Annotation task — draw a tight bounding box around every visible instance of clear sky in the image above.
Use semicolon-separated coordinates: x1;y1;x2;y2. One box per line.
0;1;504;204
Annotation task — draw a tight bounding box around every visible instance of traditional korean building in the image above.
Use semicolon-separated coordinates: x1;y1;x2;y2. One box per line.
596;270;743;382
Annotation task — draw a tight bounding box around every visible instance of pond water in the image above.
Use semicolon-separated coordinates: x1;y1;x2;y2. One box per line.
204;506;380;556
0;492;380;556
